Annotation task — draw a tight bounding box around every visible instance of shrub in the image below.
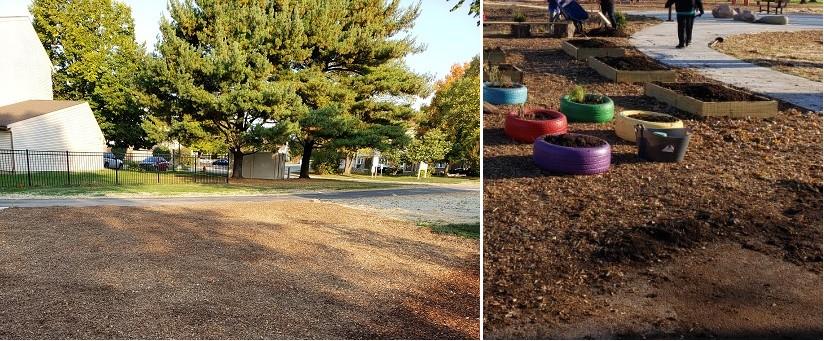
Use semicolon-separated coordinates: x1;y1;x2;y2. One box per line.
153;146;171;157
311;148;342;175
615;11;627;30
513;11;526;23
568;85;587;103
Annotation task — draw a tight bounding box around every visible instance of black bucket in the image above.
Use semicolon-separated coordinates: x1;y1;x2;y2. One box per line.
635;125;691;162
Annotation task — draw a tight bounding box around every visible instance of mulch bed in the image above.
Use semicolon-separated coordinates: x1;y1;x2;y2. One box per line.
0;202;479;339
544;134;606;147
484;11;822;339
599;56;668;71
657;82;770;102
567;38;620;48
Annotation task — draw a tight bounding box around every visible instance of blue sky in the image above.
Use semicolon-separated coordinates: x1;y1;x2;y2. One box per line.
0;0;479;87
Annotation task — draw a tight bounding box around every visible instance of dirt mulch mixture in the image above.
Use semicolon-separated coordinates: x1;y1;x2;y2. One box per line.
567;38;620;48
628;112;681;122
543;134;607;147
712;30;823;82
0;202;479;339
484;24;822;339
657;82;771;102
599;56;669;71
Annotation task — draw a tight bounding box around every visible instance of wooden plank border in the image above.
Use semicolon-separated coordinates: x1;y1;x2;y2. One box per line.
644;83;778;118
561;40;625;61
587;57;676;83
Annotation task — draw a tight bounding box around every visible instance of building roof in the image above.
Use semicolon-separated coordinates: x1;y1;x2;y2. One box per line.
0;100;85;128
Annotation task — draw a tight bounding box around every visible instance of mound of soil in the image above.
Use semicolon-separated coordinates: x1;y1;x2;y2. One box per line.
525;111;557;120
599;56;668;71
567;39;619;48
587;26;629;37
544;134;606;147
487;82;523;89
628;113;680;122
569;94;609;105
658;82;769;102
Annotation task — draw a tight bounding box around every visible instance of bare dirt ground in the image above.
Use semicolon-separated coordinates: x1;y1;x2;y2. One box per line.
0;201;479;339
485;0;823;15
712;30;823;82
483;7;823;339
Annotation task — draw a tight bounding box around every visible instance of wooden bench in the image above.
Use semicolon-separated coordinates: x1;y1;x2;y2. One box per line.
757;0;788;14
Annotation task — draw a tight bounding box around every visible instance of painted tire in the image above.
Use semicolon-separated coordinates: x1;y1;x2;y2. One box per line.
614;110;684;142
504;109;568;143
559;95;614;123
484;82;528;105
533;133;611;175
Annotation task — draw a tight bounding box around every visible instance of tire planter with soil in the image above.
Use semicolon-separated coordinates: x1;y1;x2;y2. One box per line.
484;82;528;105
533;133;611;175
504;109;568;143
636;126;691;163
559;95;614;123
614;110;684;142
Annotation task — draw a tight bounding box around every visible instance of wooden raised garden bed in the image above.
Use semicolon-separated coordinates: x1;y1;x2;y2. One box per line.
645;82;778;118
483;63;524;83
562;39;625;61
484;21;575;38
587;56;676;83
484;47;506;66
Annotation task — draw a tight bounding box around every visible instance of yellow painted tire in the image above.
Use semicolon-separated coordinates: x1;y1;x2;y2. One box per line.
614;110;684;142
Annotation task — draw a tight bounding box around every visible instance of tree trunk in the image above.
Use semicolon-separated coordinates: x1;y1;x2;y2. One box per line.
231;149;244;179
299;139;314;179
343;153;354;175
444;163;451;175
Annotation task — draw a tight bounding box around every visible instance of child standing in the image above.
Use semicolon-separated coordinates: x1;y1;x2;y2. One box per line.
665;0;704;48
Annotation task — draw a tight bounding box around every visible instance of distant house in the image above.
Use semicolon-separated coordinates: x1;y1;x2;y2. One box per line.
0;16;106;171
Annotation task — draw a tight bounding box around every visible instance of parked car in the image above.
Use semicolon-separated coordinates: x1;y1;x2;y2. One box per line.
139;156;171;171
103;152;123;169
212;159;229;166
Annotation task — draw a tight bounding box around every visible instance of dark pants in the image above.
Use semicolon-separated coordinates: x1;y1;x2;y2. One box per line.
600;0;617;28
676;14;695;46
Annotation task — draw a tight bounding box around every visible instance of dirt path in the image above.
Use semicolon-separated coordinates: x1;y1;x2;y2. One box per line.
0;202;479;339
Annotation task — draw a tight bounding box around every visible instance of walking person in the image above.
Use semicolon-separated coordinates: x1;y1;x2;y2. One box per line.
665;0;704;48
600;0;617;29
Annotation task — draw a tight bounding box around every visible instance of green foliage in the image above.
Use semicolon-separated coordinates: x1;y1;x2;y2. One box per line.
173;146;195;167
615;11;628;30
30;0;150;148
447;0;480;23
569;85;587;103
422;56;480;171
311;147;342;175
153;146;171;157
406;129;451;165
513;11;527;22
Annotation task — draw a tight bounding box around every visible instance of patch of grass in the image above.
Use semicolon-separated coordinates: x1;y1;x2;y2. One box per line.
0;178;400;197
322;173;480;185
419;222;480;239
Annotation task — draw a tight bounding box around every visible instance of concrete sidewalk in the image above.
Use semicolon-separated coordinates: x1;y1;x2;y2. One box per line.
630;13;823;112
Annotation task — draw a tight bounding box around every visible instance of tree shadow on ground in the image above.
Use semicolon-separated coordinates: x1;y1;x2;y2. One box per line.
0;203;479;339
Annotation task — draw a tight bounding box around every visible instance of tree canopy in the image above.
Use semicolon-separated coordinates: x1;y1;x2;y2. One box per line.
31;0;150;148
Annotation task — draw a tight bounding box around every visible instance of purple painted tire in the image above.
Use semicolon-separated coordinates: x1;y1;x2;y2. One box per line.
532;133;611;175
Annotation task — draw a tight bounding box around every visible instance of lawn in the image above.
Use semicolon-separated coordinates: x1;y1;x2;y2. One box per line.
319;173;480;185
0;178;400;197
419;222;480;239
712;30;823;82
483;6;822;339
0;202;479;338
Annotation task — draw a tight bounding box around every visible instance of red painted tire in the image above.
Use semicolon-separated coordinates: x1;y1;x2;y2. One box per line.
504;109;568;143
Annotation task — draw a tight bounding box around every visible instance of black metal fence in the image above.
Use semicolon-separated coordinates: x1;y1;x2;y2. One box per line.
0;149;229;188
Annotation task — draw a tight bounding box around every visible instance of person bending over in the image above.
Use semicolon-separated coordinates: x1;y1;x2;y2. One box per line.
600;0;617;29
665;0;704;48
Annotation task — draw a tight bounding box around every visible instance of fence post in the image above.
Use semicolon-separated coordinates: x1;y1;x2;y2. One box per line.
25;149;31;187
115;160;119;185
157;163;160;183
65;151;70;186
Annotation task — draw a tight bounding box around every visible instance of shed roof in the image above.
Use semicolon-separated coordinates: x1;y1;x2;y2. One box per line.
0;100;84;128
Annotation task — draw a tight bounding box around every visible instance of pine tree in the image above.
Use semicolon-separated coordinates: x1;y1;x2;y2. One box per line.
30;0;150;148
141;0;305;178
289;0;429;178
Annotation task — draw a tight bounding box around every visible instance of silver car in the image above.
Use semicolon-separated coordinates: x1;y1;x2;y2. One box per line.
103;152;123;169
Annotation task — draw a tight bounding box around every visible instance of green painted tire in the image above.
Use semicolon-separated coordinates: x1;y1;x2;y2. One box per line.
560;95;614;123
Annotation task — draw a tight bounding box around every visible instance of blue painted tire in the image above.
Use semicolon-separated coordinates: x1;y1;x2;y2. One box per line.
484;82;528;105
533;133;611;175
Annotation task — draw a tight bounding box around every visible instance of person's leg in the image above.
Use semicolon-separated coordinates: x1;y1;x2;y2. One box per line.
676;15;686;47
685;15;695;45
